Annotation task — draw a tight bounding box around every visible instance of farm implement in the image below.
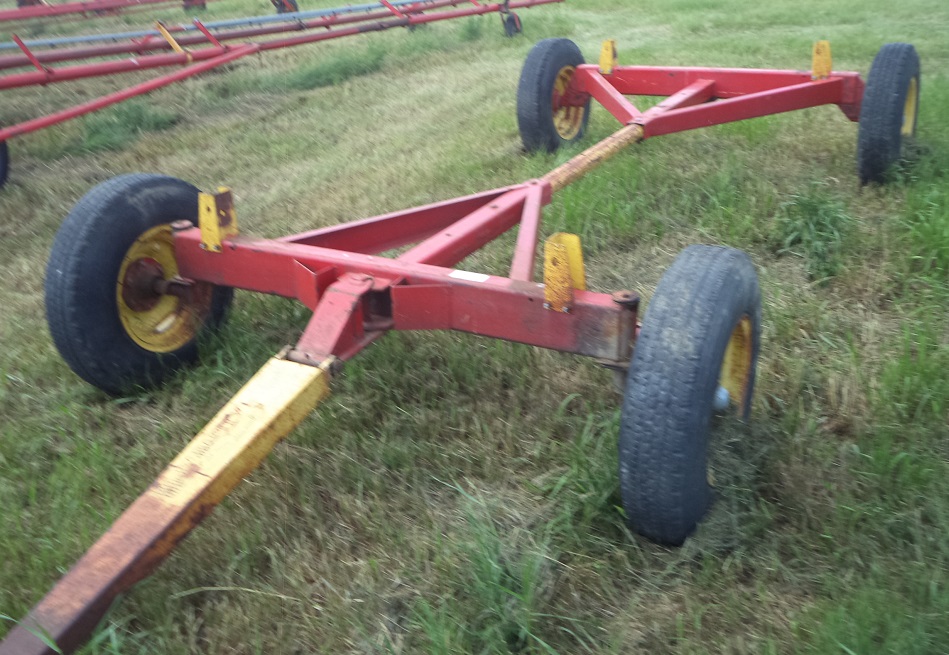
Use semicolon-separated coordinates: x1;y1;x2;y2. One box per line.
0;0;557;188
0;0;224;25
0;36;921;654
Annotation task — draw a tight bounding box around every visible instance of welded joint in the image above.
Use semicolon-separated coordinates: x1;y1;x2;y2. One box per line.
282;346;343;375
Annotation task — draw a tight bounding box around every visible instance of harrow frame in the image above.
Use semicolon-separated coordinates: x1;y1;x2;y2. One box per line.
0;0;559;186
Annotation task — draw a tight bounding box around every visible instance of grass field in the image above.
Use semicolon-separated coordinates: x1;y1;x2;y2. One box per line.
1;0;948;652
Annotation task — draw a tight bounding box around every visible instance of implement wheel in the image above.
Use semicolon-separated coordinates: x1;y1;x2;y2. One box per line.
502;12;522;38
857;43;920;184
45;174;232;395
517;38;591;153
619;246;761;546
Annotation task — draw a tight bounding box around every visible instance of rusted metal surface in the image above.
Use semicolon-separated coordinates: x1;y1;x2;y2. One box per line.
120;258;165;311
542;124;646;193
0;357;333;655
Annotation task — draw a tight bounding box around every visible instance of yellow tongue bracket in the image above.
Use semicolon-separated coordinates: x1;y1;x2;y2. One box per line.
544;232;587;313
812;40;832;80
199;187;239;253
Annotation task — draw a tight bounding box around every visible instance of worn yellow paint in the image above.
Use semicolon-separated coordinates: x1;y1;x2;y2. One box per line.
599;39;618;75
812;40;832;80
117;224;211;353
552;65;585;140
543;123;645;193
543;233;586;312
902;77;918;136
0;355;332;655
550;232;586;290
199;187;239;253
152;355;332;508
719;315;753;413
155;21;187;57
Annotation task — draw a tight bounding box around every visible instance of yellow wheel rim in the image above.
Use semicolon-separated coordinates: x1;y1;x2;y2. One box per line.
552;65;585;140
901;77;918;137
117;225;213;353
719;315;753;414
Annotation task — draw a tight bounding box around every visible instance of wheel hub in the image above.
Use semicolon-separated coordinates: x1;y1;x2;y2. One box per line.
719;315;753;414
116;224;214;353
902;77;918;137
551;65;585;140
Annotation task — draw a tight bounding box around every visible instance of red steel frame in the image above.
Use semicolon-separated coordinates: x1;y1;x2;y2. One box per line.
169;61;865;367
0;55;867;655
0;0;560;144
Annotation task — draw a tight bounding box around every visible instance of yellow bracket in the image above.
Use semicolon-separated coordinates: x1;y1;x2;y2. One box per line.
544;232;586;312
199;187;239;253
812;40;832;80
599;39;618;75
155;21;192;62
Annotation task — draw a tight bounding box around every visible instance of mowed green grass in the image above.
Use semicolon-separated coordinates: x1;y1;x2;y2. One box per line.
1;0;948;652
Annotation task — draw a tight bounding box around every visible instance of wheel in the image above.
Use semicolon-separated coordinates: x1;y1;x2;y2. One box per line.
45;174;233;395
856;43;920;184
516;38;591;154
502;12;521;38
0;140;8;189
619;245;761;546
275;0;298;13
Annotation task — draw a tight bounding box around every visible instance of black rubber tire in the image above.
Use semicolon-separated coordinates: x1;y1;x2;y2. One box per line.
275;0;298;13
857;43;920;184
516;38;591;153
45;174;232;395
502;12;522;38
619;246;761;546
0;140;8;189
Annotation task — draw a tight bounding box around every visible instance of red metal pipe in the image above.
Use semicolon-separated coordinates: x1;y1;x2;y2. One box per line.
0;49;228;90
508;182;548;281
0;0;561;142
0;44;259;142
0;0;559;87
278;186;518;254
0;0;467;71
574;67;642;125
585;64;862;100
171;228;633;362
398;186;531;267
640;77;846;138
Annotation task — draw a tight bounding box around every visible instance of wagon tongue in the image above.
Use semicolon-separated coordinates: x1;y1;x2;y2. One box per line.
0;354;334;655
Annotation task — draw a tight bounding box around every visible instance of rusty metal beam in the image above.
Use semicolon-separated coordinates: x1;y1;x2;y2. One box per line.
0;356;332;655
542;123;645;194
